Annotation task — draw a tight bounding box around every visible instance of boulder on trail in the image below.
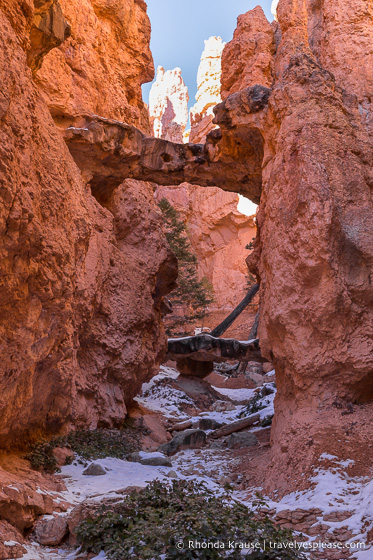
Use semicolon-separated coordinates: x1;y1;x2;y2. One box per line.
82;463;106;476
198;418;223;431
129;451;172;467
226;431;257;449
34;515;69;546
159;429;207;456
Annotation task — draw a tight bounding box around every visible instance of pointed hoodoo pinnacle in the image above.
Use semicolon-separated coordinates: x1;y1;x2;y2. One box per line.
149;66;189;143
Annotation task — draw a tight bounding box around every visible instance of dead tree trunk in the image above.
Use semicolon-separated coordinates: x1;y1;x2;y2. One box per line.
237;310;260;375
210;284;259;338
248;310;260;339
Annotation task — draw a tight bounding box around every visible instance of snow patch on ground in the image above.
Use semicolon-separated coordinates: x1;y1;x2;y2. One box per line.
265;454;373;557
135;365;193;419
257;390;275;420
20;365;372;559
60;457;173;503
213;386;256;401
21;543;80;560
198;406;243;424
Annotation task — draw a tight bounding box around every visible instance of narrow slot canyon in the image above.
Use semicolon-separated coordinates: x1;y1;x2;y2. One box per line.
0;1;372;559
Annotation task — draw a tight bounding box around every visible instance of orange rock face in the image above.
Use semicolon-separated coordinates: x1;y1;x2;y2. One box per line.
221;6;276;100
306;0;373;135
218;0;373;491
0;456;69;533
27;0;71;75
35;0;153;131
0;0;176;446
156;184;255;311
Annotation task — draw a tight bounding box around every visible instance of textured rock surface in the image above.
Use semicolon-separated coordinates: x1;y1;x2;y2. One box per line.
0;456;69;532
34;515;69;545
218;0;373;491
226;431;257;449
27;0;71;75
159;429;207;456
306;0;373;135
64;114;264;202
82;463;106;476
149;66;189;143
36;0;153;132
156;184;256;309
221;6;276;100
0;520;26;559
0;0;176;447
189;36;225;144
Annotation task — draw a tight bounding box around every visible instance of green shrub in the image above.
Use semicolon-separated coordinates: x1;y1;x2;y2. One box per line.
25;440;59;473
25;421;148;474
239;393;267;417
158;197;214;335
76;479;306;560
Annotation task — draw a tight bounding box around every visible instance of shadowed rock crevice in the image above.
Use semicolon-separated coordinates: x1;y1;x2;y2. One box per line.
28;0;71;74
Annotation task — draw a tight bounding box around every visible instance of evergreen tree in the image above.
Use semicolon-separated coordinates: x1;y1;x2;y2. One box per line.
158;198;214;332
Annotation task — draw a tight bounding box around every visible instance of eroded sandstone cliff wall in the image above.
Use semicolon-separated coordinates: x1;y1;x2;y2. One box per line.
218;1;373;491
36;0;153;131
0;0;175;447
155;184;256;310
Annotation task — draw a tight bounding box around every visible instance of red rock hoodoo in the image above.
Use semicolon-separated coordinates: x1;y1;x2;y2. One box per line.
149;66;189;143
189;36;225;144
217;1;373;491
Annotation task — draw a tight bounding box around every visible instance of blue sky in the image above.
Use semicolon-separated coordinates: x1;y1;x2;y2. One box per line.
142;1;273;113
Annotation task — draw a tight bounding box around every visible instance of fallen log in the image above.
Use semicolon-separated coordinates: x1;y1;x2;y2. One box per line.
210;414;260;439
210;284;259;338
167;334;265;363
168;419;193;432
